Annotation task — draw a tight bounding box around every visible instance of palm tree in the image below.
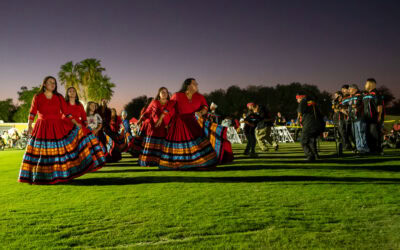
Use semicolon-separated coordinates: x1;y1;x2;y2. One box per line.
77;58;105;103
58;61;80;96
88;75;116;103
58;58;115;104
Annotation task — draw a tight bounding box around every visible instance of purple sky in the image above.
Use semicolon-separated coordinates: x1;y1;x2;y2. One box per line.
1;0;399;111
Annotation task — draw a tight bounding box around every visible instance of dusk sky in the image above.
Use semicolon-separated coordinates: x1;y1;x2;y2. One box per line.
1;0;399;111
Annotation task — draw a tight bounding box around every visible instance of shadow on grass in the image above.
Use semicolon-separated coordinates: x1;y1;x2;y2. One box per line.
95;163;400;174
216;164;400;172
235;155;305;160
94;168;159;173
234;155;399;165
236;158;397;165
68;175;400;186
104;163;139;167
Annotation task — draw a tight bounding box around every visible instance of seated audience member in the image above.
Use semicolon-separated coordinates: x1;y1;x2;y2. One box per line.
275;112;286;126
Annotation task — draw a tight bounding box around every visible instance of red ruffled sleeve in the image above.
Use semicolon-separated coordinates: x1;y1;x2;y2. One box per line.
142;101;155;119
57;95;72;119
28;94;39;121
198;93;209;112
162;94;177;124
80;104;88;126
145;100;157;123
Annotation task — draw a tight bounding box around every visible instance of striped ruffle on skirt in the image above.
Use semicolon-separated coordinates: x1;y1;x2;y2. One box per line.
131;127;144;157
18;125;106;184
118;127;134;152
196;116;234;164
138;136;164;166
104;132;115;155
159;114;218;170
102;130;122;163
87;127;108;157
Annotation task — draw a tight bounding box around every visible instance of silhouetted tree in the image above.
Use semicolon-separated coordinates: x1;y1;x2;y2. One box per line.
124;95;149;120
377;85;395;107
12;86;40;122
0;99;16;122
387;99;400;115
205;83;333;120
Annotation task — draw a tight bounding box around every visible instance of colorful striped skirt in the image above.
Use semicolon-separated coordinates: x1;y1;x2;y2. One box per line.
87;127;108;157
136;119;167;167
138;135;164;166
19;125;106;185
159;114;218;170
102;129;122;163
118;126;134;152
196;116;234;164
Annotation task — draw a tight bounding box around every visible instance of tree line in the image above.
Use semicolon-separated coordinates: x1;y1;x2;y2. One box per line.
123;83;397;121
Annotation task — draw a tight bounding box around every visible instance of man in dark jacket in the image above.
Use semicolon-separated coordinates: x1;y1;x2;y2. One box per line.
243;103;260;157
363;78;384;154
296;93;324;161
254;104;278;151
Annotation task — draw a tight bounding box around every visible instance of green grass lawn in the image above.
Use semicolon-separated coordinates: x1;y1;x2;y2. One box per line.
1;143;400;249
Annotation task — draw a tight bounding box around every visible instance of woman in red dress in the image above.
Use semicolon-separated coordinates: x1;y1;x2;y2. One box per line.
65;88;108;157
156;78;219;170
65;87;88;128
110;108;126;149
18;76;106;184
136;87;170;166
109;108;122;133
132;97;154;155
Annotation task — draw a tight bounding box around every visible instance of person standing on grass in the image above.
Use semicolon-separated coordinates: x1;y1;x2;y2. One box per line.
332;91;344;155
132;97;155;156
296;93;324;161
340;84;356;151
363;78;384;154
99;99;122;163
243;103;260;157
135;87;170;166
18;76;106;185
155;78;219;170
348;84;369;155
254;103;278;151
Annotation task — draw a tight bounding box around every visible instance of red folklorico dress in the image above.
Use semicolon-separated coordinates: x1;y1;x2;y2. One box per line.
137;99;169;166
65;102;108;156
65;102;88;131
18;93;106;184
110;115;127;151
159;92;218;169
